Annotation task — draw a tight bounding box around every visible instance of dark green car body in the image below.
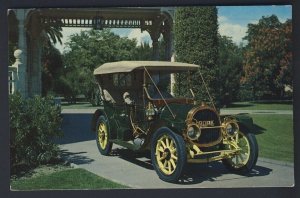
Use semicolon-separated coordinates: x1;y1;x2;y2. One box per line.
91;61;258;182
92;101;254;150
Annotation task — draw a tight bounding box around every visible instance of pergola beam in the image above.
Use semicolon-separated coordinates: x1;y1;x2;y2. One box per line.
9;7;175;97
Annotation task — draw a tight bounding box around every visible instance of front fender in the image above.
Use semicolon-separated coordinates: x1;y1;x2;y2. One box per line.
91;109;107;132
228;114;254;133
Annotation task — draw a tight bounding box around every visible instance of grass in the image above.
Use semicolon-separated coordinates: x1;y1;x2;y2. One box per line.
226;101;293;110
11;168;129;190
251;114;294;162
61;101;293;111
61;102;99;110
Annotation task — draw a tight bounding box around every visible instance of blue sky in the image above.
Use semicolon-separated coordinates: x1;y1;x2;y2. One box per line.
217;5;292;44
218;5;291;26
55;5;292;53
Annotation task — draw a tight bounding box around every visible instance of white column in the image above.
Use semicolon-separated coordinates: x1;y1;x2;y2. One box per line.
28;12;43;96
15;9;28;97
28;36;42;96
147;19;161;61
11;50;23;94
170;54;176;96
162;23;173;61
151;35;160;61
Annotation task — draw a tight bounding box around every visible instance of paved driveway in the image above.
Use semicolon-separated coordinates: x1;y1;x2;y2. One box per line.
60;140;294;188
58;110;294;188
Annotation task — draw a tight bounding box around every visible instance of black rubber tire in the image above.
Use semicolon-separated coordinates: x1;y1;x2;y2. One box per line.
222;130;258;174
95;115;113;156
151;127;187;183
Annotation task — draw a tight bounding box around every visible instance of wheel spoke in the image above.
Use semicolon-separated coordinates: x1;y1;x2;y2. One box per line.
100;124;105;132
238;154;244;162
240;150;248;155
158;146;164;153
170;140;174;148
236;155;239;164
166;138;170;147
98;122;108;149
167;161;172;173
157;154;164;161
236;134;239;143
171;154;177;160
160;139;167;149
169;145;176;154
170;159;176;170
163;160;168;168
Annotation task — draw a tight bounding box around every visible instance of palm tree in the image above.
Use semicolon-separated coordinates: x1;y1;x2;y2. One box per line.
42;18;63;45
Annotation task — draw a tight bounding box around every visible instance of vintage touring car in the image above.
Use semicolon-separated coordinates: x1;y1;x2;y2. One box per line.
91;61;258;182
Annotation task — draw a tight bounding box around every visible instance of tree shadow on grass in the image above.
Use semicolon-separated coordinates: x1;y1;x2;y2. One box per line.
253;100;292;105
11;158;66;179
11;164;37;179
226;103;254;108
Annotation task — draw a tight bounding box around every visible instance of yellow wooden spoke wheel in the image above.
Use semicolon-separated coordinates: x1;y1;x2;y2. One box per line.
98;122;108;150
227;131;251;168
96;116;112;156
151;127;186;183
222;129;258;173
155;135;178;175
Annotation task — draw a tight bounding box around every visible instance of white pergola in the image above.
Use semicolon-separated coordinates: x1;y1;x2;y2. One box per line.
8;7;175;97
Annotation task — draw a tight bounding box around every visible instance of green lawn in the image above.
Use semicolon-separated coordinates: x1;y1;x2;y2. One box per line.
61;102;98;109
11;168;128;190
62;101;293;111
251;114;294;162
226;101;293;110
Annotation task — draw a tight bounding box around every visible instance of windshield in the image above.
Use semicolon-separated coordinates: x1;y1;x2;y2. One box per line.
145;70;194;100
146;72;172;99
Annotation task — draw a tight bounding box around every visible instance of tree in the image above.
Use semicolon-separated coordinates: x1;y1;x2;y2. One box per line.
26;15;64;96
60;29;140;103
63;29;138;70
38;17;63;46
174;7;219;105
133;42;153;61
242;15;292;99
218;35;243;106
54;67;94;103
41;44;64;96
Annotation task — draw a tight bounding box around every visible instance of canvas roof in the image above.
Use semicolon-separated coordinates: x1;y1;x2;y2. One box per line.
93;61;199;75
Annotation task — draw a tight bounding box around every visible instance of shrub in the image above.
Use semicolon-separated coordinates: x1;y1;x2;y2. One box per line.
10;93;63;172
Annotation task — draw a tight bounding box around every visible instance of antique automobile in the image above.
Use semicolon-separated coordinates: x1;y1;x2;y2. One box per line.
91;61;258;182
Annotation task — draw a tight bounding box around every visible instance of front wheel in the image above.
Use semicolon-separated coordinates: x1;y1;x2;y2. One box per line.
222;130;258;174
96;115;113;156
151;127;187;183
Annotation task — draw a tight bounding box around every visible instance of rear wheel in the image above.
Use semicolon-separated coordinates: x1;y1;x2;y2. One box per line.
151;127;186;183
222;130;258;174
96;116;113;156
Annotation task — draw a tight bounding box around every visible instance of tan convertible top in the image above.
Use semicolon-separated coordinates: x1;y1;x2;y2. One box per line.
93;61;199;75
